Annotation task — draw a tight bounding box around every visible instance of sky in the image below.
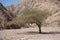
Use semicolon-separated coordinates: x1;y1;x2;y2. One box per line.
0;0;21;6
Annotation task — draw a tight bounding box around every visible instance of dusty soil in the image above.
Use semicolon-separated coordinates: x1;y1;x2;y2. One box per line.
0;27;60;40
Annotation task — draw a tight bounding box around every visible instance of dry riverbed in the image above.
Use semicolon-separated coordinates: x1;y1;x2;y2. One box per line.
0;27;60;40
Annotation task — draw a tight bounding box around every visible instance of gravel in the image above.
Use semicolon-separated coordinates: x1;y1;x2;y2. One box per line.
0;27;60;40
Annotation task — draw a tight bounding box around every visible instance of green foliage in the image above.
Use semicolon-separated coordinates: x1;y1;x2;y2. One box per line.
6;9;50;28
15;9;50;24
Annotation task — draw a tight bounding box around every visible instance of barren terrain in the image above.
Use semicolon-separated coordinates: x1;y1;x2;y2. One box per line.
0;27;60;40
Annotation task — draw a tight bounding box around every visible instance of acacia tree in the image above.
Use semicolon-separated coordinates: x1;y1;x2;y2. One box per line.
15;9;50;33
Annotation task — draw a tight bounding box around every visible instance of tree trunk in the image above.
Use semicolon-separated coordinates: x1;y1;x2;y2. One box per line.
36;21;42;33
38;24;41;33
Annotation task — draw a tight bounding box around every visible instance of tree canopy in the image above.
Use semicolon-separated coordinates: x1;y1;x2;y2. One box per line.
6;9;50;30
15;9;50;24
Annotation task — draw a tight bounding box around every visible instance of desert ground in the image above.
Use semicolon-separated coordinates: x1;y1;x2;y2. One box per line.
0;26;60;40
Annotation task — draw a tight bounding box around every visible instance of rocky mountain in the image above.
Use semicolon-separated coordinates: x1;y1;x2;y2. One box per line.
7;0;60;27
7;0;60;14
0;3;14;29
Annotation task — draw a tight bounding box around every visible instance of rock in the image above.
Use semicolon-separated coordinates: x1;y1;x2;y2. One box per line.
0;3;14;30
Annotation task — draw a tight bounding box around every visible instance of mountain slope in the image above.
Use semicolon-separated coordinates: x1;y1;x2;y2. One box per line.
7;0;60;14
0;3;14;29
7;0;60;26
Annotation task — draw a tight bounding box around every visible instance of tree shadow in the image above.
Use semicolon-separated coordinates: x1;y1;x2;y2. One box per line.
27;31;60;34
41;31;60;34
26;31;39;34
17;31;60;35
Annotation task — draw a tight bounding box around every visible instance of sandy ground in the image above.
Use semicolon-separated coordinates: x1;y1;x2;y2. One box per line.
0;27;60;40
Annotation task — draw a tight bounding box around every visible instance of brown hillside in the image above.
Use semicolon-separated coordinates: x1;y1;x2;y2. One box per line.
7;0;60;27
0;3;14;30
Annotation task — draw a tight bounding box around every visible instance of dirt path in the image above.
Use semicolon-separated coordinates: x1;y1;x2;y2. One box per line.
0;27;60;40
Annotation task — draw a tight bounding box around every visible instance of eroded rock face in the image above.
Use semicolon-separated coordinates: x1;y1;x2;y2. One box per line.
0;3;14;30
7;0;60;14
7;0;60;27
